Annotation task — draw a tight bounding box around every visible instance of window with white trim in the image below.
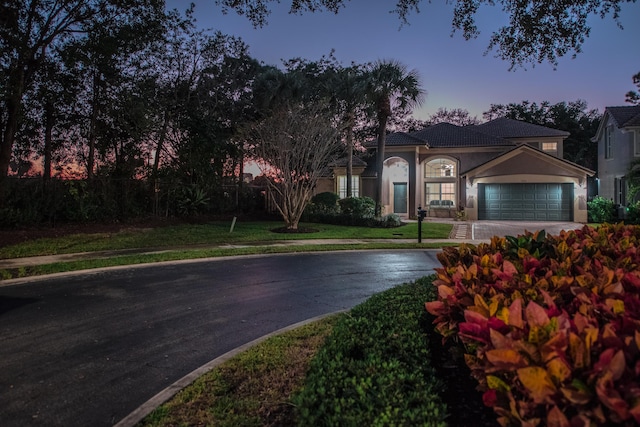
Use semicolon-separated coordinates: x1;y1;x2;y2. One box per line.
634;131;640;157
425;183;455;206
337;175;359;198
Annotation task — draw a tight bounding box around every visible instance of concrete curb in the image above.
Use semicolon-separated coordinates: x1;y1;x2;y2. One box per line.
113;310;348;427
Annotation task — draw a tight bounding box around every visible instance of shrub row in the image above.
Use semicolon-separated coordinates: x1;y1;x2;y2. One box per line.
426;223;640;426
0;178;264;227
304;192;403;228
588;196;640;225
294;277;448;426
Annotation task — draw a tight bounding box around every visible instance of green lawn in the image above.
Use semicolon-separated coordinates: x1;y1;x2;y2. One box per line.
0;220;452;259
0;221;454;280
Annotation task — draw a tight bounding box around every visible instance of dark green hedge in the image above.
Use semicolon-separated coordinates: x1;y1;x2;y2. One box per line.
293;277;447;426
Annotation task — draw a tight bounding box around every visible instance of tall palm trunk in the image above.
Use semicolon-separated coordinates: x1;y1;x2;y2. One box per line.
375;97;392;217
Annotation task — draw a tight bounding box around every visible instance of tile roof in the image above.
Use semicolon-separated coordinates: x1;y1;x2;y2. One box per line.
606;106;640;128
383;131;426;146
409;123;512;147
473;117;570;138
364;118;570;149
366;123;513;148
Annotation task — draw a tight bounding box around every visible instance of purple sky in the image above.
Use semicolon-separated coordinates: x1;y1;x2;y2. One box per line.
165;0;640;121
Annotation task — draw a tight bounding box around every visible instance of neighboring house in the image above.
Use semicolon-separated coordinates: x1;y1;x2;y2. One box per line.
593;106;640;207
320;117;594;222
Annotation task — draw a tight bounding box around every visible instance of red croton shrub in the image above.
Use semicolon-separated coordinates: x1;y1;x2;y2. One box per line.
425;223;640;427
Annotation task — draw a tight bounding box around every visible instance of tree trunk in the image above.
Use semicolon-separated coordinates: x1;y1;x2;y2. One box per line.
151;109;169;215
152;109;169;180
87;72;100;180
0;90;23;206
43;100;54;181
375;114;388;217
237;150;244;212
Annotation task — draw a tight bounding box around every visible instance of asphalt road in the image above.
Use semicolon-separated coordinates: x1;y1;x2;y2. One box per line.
0;250;441;427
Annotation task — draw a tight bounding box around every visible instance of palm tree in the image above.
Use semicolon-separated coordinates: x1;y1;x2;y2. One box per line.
329;64;368;197
365;60;424;216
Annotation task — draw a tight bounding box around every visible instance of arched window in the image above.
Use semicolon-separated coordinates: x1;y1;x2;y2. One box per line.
425;158;456;178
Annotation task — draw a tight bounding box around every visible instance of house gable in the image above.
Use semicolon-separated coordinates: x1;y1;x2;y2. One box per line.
464;144;594;184
593;106;640;141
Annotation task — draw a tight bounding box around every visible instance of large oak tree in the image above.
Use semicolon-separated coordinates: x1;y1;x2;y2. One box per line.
214;0;635;68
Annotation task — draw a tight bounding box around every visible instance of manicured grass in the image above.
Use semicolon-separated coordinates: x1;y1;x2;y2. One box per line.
139;314;341;427
139;278;453;427
0;220;452;259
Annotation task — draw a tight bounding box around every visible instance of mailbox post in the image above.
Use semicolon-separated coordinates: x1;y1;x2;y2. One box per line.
417;206;426;243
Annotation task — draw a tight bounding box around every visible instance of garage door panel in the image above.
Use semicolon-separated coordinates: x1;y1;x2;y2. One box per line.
479;183;573;221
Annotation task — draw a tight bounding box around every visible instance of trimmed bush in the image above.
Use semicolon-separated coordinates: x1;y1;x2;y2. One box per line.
309;192;341;214
588;196;615;223
625;201;640;225
373;213;403;228
294;277;447;426
338;196;375;218
305;195;403;228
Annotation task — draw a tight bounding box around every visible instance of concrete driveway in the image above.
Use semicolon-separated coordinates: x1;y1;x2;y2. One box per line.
471;221;585;241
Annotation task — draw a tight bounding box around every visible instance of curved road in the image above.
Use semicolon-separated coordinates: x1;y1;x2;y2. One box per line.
0;250;441;427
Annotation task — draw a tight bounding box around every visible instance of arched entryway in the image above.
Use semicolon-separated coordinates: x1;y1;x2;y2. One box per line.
383;157;409;215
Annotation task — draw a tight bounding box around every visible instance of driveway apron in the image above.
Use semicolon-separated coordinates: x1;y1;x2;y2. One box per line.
471;221;584;240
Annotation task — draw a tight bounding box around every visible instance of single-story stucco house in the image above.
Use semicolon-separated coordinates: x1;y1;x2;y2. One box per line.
317;118;595;222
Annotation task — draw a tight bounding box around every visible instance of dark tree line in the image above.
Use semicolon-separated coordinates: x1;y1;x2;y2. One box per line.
0;2;425;226
1;0;631;226
0;1;267;222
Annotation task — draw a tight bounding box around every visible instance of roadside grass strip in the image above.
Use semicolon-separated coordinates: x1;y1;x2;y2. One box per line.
0;242;455;281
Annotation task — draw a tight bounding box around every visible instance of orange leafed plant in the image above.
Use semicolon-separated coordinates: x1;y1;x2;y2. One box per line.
425;224;640;426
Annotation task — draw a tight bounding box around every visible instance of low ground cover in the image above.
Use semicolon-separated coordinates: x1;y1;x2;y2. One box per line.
138;277;497;427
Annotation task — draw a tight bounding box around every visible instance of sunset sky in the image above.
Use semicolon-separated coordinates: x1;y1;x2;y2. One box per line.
165;0;640;121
